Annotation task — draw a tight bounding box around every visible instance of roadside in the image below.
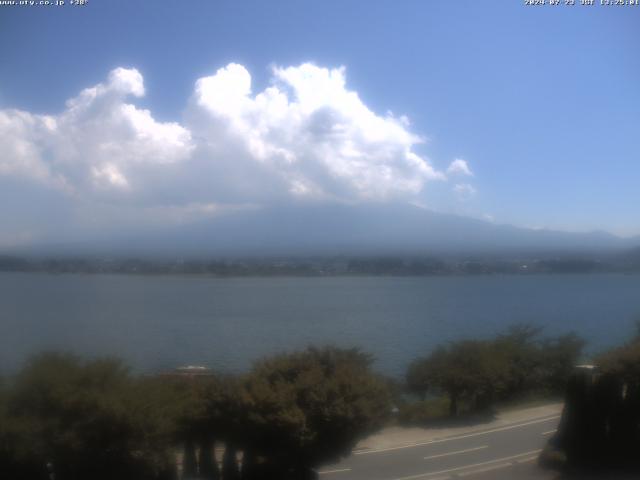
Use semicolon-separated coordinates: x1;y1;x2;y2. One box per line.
354;402;563;454
316;402;564;480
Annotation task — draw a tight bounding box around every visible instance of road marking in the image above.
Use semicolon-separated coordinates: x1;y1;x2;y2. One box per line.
355;415;560;455
390;449;541;480
457;462;511;477
458;454;538;476
423;445;487;460
542;429;556;436
515;455;539;464
317;467;352;475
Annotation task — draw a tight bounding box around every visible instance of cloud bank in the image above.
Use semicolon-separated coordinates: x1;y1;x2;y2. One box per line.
0;62;473;246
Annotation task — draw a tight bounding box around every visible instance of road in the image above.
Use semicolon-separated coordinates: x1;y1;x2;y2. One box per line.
317;413;561;480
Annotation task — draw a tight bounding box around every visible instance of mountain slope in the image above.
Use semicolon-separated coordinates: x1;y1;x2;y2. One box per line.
81;203;638;257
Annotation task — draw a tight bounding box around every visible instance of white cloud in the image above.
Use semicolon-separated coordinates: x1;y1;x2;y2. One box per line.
188;62;444;202
92;163;129;189
0;62;449;242
453;183;477;201
447;158;473;176
0;67;193;201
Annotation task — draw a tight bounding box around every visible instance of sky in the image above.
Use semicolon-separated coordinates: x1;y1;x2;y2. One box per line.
0;0;639;250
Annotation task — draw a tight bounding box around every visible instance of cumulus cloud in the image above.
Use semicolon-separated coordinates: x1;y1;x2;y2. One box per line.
0;67;193;199
188;62;444;202
447;158;473;176
0;62;450;243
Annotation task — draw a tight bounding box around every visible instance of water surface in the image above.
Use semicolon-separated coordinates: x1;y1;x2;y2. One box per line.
1;273;639;376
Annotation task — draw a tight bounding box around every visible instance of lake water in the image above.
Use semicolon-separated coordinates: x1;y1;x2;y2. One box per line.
1;273;639;377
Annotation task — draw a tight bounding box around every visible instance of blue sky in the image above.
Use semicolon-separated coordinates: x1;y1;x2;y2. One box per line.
0;0;639;247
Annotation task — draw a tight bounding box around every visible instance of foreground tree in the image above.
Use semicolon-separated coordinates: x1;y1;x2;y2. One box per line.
543;332;640;472
496;325;584;397
150;371;245;480
407;325;585;419
539;333;585;394
407;340;510;416
0;353;177;480
240;346;391;478
595;337;640;466
494;324;545;397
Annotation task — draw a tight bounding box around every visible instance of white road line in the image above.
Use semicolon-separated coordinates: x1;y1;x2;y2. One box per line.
542;429;556;436
515;455;539;464
390;449;542;480
317;467;352;475
355;415;560;455
423;445;487;460
458;455;538;476
457;462;512;477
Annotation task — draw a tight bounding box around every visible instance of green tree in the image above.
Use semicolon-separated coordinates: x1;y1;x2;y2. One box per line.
150;372;242;480
539;333;585;394
407;326;585;418
596;335;640;396
494;324;545;397
406;356;431;401
240;346;391;478
406;340;510;416
0;352;176;480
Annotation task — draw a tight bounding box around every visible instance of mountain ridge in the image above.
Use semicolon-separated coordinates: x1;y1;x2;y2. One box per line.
10;203;639;258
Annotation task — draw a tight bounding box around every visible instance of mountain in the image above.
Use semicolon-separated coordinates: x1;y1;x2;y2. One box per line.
33;203;637;258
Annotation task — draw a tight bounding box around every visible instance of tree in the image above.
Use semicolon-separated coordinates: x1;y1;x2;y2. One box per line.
151;372;240;480
222;444;240;480
240;346;391;477
539;333;585;394
593;336;640;466
406;340;510;416
494;324;545;397
407;325;585;419
495;325;584;397
406;357;431;401
544;327;640;472
0;352;176;480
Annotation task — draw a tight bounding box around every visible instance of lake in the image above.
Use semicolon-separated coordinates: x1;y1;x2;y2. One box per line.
1;273;639;377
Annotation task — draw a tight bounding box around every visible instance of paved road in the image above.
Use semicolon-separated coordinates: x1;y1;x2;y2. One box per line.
317;413;561;480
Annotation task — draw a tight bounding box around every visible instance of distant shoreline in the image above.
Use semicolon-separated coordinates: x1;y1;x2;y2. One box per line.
2;252;640;277
1;269;639;279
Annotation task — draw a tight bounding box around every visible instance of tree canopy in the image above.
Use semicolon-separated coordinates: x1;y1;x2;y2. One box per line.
0;347;392;480
407;339;510;416
407;326;585;417
241;346;391;474
0;352;177;480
